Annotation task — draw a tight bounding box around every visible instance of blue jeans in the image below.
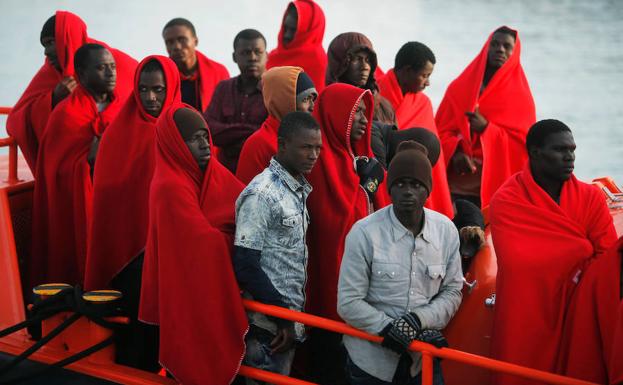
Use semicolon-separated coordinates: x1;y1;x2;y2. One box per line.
243;326;295;385
346;354;445;385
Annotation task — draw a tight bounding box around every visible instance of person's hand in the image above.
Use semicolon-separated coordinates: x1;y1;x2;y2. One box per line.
417;330;449;349
52;76;78;106
270;323;295;354
451;150;477;175
465;107;488;134
381;313;421;354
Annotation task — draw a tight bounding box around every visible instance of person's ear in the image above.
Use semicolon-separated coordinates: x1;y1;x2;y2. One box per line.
277;136;287;153
528;146;540;160
194;36;199;47
232;51;237;64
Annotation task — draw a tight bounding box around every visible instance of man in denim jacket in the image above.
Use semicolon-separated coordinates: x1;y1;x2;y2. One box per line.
233;111;321;383
338;141;463;385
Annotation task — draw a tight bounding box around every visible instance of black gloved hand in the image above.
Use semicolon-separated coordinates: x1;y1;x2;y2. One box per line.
417;329;449;349
380;313;421;354
355;156;385;198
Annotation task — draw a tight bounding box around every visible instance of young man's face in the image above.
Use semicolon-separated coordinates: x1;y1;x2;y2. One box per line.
281;7;298;46
403;61;434;94
233;37;267;80
487;32;515;69
163;25;198;70
138;69;166;117
279;128;322;175
184;129;211;171
296;93;317;114
390;177;429;213
350;100;368;143
344;50;371;88
530;131;576;182
41;36;60;72
78;49;116;94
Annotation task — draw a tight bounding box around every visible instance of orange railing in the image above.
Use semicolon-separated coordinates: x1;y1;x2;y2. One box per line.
0;104;598;385
242;300;597;385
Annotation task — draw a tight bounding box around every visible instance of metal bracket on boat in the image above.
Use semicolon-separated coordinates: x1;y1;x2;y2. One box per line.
462;277;477;293
484;293;496;308
601;186;623;202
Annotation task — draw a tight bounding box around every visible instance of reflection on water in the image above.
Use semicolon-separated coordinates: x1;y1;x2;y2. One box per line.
1;0;621;182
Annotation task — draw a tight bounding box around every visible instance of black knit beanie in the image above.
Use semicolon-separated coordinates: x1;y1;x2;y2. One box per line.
387;140;432;193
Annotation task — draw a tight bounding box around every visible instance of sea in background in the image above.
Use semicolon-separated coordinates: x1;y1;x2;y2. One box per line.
1;0;622;182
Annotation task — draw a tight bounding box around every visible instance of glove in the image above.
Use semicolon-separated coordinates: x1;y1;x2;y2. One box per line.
355;156;385;198
381;313;421;354
417;329;449;349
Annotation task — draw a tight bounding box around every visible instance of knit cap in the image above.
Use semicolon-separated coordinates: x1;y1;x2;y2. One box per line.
387;140;432;193
296;72;317;104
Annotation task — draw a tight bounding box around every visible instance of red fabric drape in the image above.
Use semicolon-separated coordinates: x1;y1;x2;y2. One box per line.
84;56;181;291
489;165;617;385
235;115;280;185
7;10;137;173
31;85;124;287
195;50;230;112
306;83;390;320
556;235;622;383
139;102;247;385
267;0;327;92
610;247;623;385
378;69;454;218
436;27;535;208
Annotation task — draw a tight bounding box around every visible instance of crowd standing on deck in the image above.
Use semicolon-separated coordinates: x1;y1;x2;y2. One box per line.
5;1;623;384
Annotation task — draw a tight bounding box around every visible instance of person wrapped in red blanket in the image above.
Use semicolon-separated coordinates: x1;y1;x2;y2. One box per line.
378;41;453;218
489;120;617;385
162;18;229;112
7;11;137;173
85;55;181;292
436;26;535;208
235;66;317;184
139;105;247;385
30;44;125;288
267;0;327;93
304;83;390;384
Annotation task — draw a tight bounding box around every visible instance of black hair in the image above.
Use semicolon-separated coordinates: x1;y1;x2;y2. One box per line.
493;26;517;40
74;43;108;72
394;42;436;72
141;59;164;74
163;18;196;37
233;29;266;50
278;111;319;141
526;119;572;151
40;15;56;42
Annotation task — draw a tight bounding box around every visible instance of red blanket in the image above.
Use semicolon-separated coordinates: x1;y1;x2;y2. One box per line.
556;235;622;383
378;69;453;218
611;246;623;385
7;11;136;173
489;165;617;384
307;83;390;320
436;27;535;208
195;50;230;112
30;85;124;287
84;56;181;291
139;103;247;385
267;0;327;92
235;115;280;184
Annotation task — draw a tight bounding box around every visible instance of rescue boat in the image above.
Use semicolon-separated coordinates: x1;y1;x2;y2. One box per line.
1;106;621;384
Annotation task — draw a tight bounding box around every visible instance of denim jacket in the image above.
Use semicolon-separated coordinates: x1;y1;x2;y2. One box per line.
235;158;312;337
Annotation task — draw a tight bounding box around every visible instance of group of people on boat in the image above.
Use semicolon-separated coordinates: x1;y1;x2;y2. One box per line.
5;2;623;384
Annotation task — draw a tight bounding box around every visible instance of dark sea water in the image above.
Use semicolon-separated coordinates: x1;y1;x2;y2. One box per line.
1;0;621;183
